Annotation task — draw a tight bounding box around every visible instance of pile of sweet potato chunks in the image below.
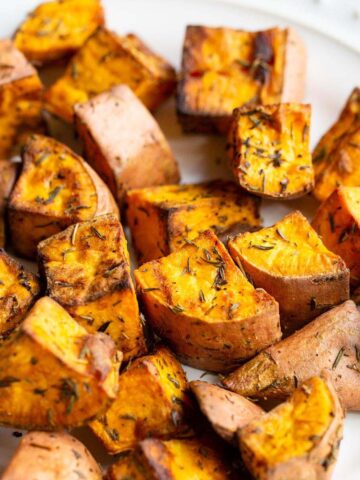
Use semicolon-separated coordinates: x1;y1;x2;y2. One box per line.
0;0;359;479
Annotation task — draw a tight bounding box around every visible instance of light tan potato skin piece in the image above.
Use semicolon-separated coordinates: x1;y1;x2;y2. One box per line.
75;85;180;205
238;372;344;480
190;380;263;443
1;431;102;480
281;28;307;103
224;300;360;411
0;39;40;88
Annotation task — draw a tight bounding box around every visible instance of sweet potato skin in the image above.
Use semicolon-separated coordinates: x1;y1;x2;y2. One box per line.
2;431;102;480
74;85;180;205
228;211;350;334
228;103;314;199
38;214;146;361
135;230;281;372
190;380;263;443
312;186;360;289
0;296;120;430
313;87;360;202
0;160;17;247
224;300;360;411
8;135;118;259
13;0;105;64
0;250;40;337
177;26;306;134
45;28;176;122
125;180;261;263
90;346;190;454
0;40;45;157
238;374;343;480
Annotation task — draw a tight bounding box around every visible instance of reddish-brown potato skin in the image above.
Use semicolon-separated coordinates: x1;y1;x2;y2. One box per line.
190;380;264;443
224;300;360;411
238;372;344;480
2;431;102;480
74;85;179;205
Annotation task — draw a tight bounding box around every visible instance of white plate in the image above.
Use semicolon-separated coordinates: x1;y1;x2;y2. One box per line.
1;0;360;478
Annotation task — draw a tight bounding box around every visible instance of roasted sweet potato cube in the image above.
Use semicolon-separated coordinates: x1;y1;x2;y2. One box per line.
238;374;344;480
313;87;360;202
312;186;360;289
0;160;17;247
0;40;45;157
177;26;306;134
228;103;313;199
125;180;261;264
189;381;264;443
74;85;180;205
0;296;120;429
38;214;146;361
8;134;118;259
0;250;40;337
108;437;233;480
135;230;280;372
228;210;350;333
223;301;360;411
90;346;190;454
45;28;176;122
2;431;102;480
13;0;104;64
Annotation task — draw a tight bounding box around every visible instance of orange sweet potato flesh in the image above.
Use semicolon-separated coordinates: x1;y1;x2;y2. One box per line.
239;374;343;480
189;380;263;443
90;346;190;454
8;135;118;259
2;431;102;480
45;28;176;122
177;26;306;134
74;85;180;205
312;186;360;289
0;296;120;430
0;40;45;158
223;300;360;411
313;87;360;202
0;160;17;247
38;214;146;361
125;180;261;264
108;436;233;480
228;210;349;334
14;0;104;64
228;103;313;199
135;229;280;372
0;250;40;337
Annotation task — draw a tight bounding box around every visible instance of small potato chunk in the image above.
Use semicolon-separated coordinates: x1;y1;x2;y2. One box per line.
108;437;232;480
0;40;44;158
0;160;17;247
189;381;263;443
0;296;120;429
228;103;313;199
313;87;360;202
228;210;349;333
239;374;344;480
74;85;180;205
223;300;360;411
8;134;118;259
2;431;102;480
13;0;104;64
38;214;146;361
135;230;280;372
126;180;261;264
177;26;306;134
312;186;360;289
45;28;176;122
90;346;190;454
0;250;40;337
